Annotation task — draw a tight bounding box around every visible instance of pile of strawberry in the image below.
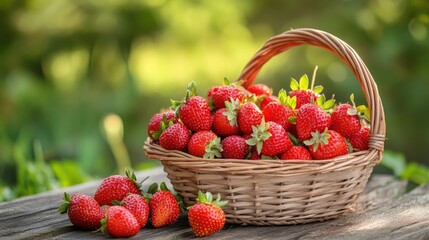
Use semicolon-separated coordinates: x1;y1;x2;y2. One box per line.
148;71;371;161
59;170;228;238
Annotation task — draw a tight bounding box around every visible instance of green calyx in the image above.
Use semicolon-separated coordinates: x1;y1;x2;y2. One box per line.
203;137;223;159
278;89;297;110
194;190;228;209
245;118;272;155
150;114;174;141
290;66;324;94
223;98;241;127
303;128;331;152
348;94;371;123
58;192;71;214
316;94;336;112
171;81;198;117
125;169;143;192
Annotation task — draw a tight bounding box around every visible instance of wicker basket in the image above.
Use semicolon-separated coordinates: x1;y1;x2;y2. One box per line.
144;28;386;225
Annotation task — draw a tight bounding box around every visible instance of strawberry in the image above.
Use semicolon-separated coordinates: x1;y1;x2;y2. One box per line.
159;123;190;151
262;89;296;132
247;147;261;160
94;170;141;206
260;95;278;110
247;83;272;96
289;71;323;109
188;191;228;238
188;131;222;158
246;120;293;157
120;194;150;228
296;99;333;141
59;192;103;231
221;135;249;159
350;126;370;151
207;79;246;110
101;206;140;238
147;110;176;141
149;182;181;228
211;99;240;137
237;102;263;135
331;94;371;139
331;103;360;139
172;82;212;132
280;146;312;160
304;129;349;160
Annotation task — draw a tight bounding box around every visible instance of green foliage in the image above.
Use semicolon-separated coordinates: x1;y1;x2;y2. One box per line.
380;150;429;185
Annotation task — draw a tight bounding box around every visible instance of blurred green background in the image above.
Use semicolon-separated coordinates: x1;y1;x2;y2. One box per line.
1;0;428;201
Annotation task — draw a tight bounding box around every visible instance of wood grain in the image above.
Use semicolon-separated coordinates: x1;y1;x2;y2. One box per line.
2;167;427;240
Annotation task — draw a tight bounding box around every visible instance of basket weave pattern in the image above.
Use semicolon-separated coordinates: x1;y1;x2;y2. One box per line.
144;28;386;225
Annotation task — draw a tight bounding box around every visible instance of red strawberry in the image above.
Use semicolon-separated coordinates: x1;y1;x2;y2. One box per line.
149;182;181;228
159;123;190;151
262;89;296;132
147;110;176;141
94;170;141;206
260;95;278;110
237;102;263;135
296;103;332;141
288;73;323;109
350;126;370;151
207;85;246;110
331;94;370;139
121;194;150;228
221;135;249;159
102;206;140;238
188;191;228;238
304;129;349;160
331;103;361;139
59;193;103;231
188;131;222;158
247;147;261;160
280;146;312;160
246;120;293;157
247;83;272;96
211;99;240;137
172;82;212;132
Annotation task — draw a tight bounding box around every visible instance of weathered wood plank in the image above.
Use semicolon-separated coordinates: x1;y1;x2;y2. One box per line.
1;169;423;240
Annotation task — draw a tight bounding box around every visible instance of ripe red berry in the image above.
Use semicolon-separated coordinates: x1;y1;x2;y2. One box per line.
296;103;332;141
188;191;228;238
207;85;246;110
121;194;150;228
188;131;222;158
179;96;212;132
305;129;349;160
280;146;312;160
221;135;249;159
59;193;103;231
159;123;191;151
147;110;176;141
94;170;141;206
247;84;272;96
263;102;295;132
102;206;140;238
212;108;240;137
237;102;263;135
149;183;181;228
350;126;370;151
331;103;361;139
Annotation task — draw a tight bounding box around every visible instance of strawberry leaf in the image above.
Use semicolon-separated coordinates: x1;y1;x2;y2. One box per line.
147;182;158;195
290;78;299;91
223;77;231;86
299;74;309;90
286;96;297;110
322;99;336;110
278;89;288;105
313;85;324;94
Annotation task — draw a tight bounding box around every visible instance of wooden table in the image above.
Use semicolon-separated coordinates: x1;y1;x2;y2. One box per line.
1;167;429;239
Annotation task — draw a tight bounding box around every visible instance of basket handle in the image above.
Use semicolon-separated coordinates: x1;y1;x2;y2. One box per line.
237;28;385;161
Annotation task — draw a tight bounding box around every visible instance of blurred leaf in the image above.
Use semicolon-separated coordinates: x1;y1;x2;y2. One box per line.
50;160;91;188
380;150;407;177
401;163;429;186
